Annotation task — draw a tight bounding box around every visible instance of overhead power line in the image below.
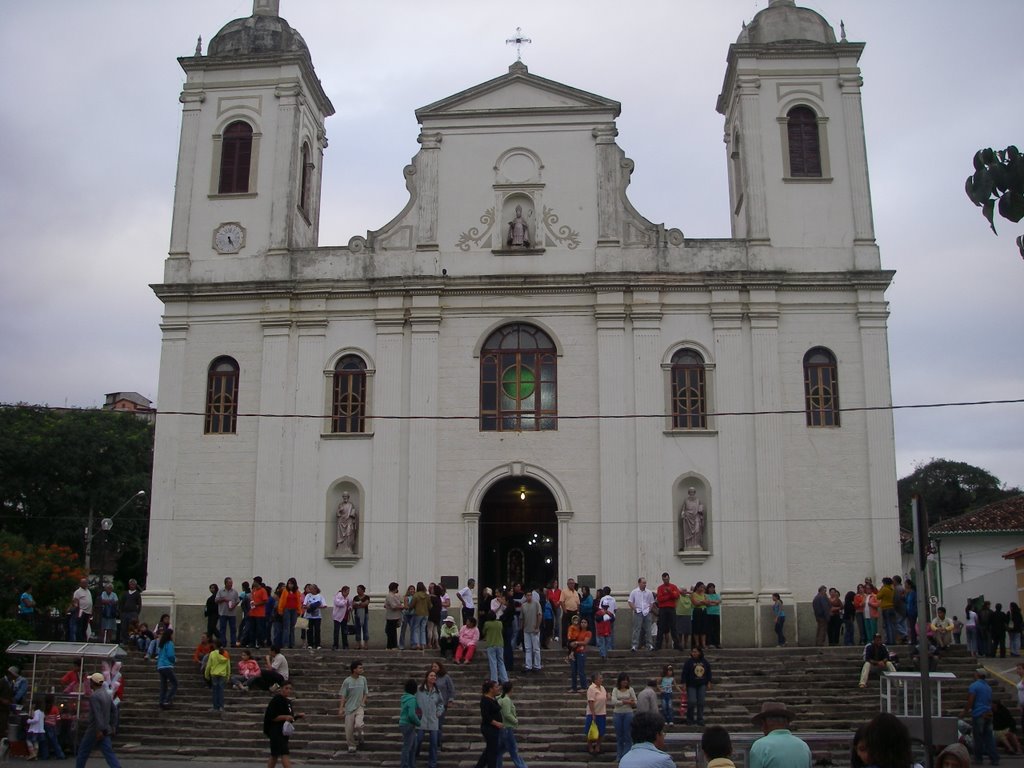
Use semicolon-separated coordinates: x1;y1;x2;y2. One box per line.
3;397;1022;422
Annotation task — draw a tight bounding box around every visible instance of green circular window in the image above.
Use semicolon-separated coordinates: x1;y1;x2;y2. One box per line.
502;365;535;399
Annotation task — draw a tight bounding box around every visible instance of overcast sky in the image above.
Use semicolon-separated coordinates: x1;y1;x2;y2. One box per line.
0;1;1021;488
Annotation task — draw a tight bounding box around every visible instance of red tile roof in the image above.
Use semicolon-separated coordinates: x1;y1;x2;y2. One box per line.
930;495;1024;536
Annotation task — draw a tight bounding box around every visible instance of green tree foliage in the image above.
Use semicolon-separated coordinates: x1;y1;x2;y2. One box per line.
0;532;85;615
965;145;1024;259
897;458;1021;530
0;405;153;583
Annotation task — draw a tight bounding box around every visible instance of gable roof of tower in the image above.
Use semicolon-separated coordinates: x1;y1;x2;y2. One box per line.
415;61;620;122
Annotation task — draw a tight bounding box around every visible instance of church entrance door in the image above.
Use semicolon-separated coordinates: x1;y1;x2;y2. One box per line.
478;477;557;592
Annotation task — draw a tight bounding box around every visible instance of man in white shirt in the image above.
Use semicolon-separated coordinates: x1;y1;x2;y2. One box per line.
457;578;476;625
628;577;656;652
72;579;94;642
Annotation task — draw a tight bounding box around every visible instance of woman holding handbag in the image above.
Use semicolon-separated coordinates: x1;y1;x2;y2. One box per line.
263;680;304;768
585;671;608;755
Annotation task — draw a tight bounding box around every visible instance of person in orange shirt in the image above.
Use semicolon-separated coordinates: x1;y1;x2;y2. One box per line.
853;585;867;645
193;633;214;669
277;578;302;649
568;616;592;693
655;573;682;651
249;577;269;648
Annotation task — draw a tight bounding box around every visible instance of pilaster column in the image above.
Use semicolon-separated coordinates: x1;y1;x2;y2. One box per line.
269;84;302;251
592;125;621;245
840;75;876;243
737;77;769;242
407;296;441;578
596;291;630;587
858;293;901;577
169;90;205;257
557;511;573;585
711;291;754;597
254;320;293;571
749;291;788;598
631;292;663;572
416;132;442;248
293;320;327;557
370;298;407;587
463;511;480;586
147;322;189;593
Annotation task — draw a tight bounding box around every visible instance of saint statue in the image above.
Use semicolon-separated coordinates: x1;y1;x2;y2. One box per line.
336;492;359;553
680;486;705;550
506;204;531;248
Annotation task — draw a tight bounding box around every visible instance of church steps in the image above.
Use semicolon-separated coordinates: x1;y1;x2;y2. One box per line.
22;645;1001;766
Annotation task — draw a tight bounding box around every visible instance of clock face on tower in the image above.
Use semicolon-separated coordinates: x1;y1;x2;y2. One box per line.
213;222;245;254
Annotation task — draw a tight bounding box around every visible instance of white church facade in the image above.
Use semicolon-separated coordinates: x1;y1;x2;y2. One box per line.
147;0;901;645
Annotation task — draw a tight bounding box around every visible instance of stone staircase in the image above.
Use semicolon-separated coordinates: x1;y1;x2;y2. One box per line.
26;643;1013;766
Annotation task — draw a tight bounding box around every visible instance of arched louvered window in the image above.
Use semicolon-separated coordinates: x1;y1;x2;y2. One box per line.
299;141;313;215
332;355;367;433
787;106;822;178
205;356;239;434
671;349;707;429
480;324;557;432
218;121;253;194
804;347;840;427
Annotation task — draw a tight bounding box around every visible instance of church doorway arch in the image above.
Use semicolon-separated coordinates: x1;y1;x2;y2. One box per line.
478;476;557;592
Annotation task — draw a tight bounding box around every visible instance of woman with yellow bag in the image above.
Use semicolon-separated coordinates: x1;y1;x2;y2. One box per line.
585;671;609;754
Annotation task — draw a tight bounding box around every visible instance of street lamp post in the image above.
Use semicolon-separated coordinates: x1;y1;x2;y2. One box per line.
84;490;146;578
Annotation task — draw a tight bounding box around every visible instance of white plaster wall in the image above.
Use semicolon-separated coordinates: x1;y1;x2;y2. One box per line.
937;535;1024;612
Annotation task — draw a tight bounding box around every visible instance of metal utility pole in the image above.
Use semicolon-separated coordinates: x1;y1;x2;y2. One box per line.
913;494;934;768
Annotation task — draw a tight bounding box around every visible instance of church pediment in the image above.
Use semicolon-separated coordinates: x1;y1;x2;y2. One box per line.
415;62;620;121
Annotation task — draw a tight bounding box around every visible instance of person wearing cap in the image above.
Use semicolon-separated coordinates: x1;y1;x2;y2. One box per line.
748;701;811;768
962;667;1000;766
75;672;121;768
618;711;676;768
439;615;459;660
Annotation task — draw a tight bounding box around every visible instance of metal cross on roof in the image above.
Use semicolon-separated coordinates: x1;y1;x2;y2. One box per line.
505;27;532;62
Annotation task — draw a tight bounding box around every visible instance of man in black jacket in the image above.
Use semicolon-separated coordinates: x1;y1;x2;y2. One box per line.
858;633;896;688
118;579;142;644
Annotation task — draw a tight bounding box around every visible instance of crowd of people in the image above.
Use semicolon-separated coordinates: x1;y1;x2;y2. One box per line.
15;569;1024;767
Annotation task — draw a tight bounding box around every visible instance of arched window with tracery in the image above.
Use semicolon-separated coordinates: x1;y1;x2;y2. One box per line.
671;349;707;429
803;347;840;427
205;356;239;434
332;355;367;433
480;324;557;431
218;120;253;194
787;106;822;178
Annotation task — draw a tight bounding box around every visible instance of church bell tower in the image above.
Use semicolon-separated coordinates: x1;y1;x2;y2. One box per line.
165;0;335;282
717;0;878;270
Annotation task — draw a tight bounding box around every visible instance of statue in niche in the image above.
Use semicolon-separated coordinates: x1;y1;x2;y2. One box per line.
506;205;531;248
335;492;359;553
680;487;705;550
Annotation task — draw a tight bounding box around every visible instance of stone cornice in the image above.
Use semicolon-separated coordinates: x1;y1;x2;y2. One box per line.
151;269;894;306
178;52;334;117
717;41;864;115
